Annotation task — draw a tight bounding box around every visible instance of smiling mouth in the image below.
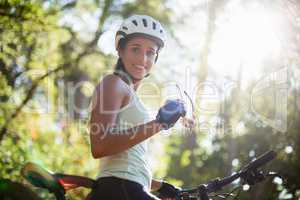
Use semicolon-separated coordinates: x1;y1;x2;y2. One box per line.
134;65;144;69
133;65;145;72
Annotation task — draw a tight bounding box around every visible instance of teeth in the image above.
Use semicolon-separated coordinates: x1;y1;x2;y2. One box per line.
134;65;144;70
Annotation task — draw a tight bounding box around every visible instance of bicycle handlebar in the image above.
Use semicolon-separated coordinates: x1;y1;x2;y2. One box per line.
180;150;277;198
209;150;276;192
242;150;276;172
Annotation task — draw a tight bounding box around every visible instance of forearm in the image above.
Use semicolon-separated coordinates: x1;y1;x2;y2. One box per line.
91;120;163;158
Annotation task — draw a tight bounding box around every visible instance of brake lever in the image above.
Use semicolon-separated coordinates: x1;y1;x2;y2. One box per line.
242;170;283;186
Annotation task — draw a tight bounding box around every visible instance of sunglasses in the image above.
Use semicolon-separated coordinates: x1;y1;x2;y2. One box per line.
176;84;196;132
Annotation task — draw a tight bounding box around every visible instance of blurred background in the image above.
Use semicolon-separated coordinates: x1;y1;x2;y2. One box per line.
0;0;299;199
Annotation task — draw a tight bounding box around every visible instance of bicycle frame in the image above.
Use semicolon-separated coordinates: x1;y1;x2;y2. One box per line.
21;162;95;200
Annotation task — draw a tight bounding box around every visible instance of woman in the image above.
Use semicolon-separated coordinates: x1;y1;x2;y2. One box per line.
89;14;186;200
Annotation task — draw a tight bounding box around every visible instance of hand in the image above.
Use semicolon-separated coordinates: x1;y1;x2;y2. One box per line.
157;181;181;199
156;99;186;130
181;116;196;129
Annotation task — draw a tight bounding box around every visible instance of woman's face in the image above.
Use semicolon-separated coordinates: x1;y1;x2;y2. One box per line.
119;36;159;80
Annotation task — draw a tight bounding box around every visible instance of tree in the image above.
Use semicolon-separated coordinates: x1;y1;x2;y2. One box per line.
0;0;173;199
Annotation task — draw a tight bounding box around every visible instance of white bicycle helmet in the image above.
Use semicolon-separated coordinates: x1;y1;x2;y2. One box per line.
115;14;166;50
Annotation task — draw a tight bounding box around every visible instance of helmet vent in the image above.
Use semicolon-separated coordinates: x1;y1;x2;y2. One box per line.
142;18;148;27
116;15;166;50
132;20;138;26
152;22;156;30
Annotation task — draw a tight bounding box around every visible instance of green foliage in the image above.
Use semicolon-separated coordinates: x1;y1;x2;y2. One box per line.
120;0;172;24
2;0;299;200
0;0;173;199
164;71;300;199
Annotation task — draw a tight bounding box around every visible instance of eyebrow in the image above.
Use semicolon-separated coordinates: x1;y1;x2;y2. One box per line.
129;44;157;52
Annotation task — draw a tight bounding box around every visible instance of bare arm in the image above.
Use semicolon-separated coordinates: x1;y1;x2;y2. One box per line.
89;75;163;158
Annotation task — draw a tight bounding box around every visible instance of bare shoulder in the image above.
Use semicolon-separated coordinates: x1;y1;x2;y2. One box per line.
92;74;130;105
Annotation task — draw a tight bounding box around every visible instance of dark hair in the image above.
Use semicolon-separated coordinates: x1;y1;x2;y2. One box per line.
115;57;126;73
114;38;127;72
114;38;132;82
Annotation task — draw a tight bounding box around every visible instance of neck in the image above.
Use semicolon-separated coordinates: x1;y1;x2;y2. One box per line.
133;81;141;90
113;71;141;91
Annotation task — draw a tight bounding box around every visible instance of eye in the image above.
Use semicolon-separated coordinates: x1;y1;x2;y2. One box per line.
131;47;140;54
147;50;156;58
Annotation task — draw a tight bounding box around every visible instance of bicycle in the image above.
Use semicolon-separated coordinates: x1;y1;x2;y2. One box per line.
21;162;95;200
21;150;280;200
178;150;281;200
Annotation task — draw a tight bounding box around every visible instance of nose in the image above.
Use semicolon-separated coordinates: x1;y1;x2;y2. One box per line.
136;51;148;65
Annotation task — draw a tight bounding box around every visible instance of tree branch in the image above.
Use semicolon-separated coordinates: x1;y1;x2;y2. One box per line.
61;0;77;11
0;63;69;141
0;0;114;142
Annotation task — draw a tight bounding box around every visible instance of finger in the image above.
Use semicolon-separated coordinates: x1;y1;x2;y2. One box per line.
181;118;196;128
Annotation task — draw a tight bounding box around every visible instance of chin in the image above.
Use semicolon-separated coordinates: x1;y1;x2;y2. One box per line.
133;75;144;80
130;72;145;80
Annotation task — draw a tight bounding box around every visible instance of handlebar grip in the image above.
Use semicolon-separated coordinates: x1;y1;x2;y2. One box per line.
243;150;276;171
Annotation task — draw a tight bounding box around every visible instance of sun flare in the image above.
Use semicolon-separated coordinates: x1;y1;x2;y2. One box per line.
209;5;283;79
